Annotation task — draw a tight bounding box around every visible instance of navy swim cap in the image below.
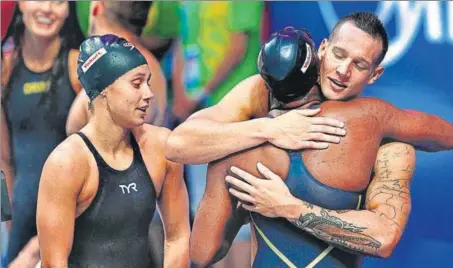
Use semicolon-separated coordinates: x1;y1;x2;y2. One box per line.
258;27;319;104
77;34;148;101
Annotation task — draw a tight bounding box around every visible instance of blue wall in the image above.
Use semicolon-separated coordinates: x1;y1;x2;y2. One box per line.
269;1;453;267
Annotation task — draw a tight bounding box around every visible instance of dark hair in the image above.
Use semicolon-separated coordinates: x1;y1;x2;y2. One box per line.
330;12;388;65
1;1;85;127
104;1;153;36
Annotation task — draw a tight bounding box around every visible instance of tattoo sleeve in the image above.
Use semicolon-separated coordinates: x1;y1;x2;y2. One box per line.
287;143;415;257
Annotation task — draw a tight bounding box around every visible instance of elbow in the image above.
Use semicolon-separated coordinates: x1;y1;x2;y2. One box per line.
165;131;188;163
40;256;68;268
41;261;68;268
189;244;230;268
189;238;214;268
375;228;401;259
189;236;230;268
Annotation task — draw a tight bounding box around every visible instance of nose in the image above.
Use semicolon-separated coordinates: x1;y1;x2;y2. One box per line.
336;59;352;79
142;84;154;103
40;1;52;12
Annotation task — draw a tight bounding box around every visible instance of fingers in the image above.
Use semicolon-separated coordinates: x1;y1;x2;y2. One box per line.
256;162;280;181
226;175;256;194
308;132;341;144
309;124;346;136
241;203;258;212
230;166;259;186
228;188;256;204
295;108;321;117
296;141;330;150
309;116;345;128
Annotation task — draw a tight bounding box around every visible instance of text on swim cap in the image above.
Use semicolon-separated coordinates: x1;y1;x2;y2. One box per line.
123;42;135;51
301;43;312;74
82;47;107;73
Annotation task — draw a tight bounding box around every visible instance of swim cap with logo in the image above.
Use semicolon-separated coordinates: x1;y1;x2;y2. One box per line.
77;34;148;101
258;27;319;104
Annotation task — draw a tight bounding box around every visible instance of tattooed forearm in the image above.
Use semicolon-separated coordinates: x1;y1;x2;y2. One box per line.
290;209;382;254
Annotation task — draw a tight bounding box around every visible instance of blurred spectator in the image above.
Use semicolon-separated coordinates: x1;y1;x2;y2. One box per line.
140;1;181;129
1;1;84;267
141;1;180;62
172;2;264;121
170;2;264;267
68;1;167;131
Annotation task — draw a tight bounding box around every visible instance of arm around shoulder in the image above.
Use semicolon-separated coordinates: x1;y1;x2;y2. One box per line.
165;75;271;164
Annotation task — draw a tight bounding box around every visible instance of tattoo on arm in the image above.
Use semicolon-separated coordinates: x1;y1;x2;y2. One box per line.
290;209;381;254
366;146;413;232
288;144;414;256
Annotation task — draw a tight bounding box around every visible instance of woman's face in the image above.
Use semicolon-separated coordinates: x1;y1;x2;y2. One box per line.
103;64;154;128
19;1;69;39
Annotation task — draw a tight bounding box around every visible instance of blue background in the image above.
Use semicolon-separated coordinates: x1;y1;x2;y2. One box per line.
269;1;453;267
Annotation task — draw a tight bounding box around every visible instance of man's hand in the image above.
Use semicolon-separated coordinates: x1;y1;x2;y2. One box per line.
268;108;346;150
226;163;295;218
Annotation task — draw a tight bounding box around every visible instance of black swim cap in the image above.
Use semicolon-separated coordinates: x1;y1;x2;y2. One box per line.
77;34;148;101
258;27;319;104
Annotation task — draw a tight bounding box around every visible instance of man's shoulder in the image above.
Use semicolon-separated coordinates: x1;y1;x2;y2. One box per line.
321;97;391;112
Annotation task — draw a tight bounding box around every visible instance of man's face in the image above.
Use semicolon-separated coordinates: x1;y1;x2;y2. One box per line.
318;22;385;100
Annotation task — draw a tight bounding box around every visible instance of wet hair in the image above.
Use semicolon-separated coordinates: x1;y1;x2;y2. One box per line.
103;1;153;36
330;12;388;65
1;1;85;127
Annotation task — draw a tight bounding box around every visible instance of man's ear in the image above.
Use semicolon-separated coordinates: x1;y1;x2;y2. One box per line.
318;38;329;60
368;65;384;85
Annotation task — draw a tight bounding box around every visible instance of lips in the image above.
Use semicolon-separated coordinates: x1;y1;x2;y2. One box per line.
328;77;347;92
136;106;149;113
36;16;53;24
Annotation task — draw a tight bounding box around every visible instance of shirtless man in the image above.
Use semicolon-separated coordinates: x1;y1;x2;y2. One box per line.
186;16;453;267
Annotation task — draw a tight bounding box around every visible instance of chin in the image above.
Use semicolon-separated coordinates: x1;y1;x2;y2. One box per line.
31;25;62;38
32;29;60;39
321;88;342;101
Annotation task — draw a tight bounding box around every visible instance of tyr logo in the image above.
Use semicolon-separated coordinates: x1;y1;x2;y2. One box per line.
119;183;138;194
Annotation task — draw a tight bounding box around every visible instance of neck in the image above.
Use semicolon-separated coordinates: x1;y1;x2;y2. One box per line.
269;85;323;117
92;17;136;42
22;30;61;71
87;111;131;154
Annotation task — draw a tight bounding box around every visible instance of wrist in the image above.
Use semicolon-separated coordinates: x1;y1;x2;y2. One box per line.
253;117;274;143
282;198;306;220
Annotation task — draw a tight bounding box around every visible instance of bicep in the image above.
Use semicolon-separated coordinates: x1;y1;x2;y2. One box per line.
66;91;90;135
365;142;415;231
37;151;84;264
157;161;190;241
382;100;449;143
